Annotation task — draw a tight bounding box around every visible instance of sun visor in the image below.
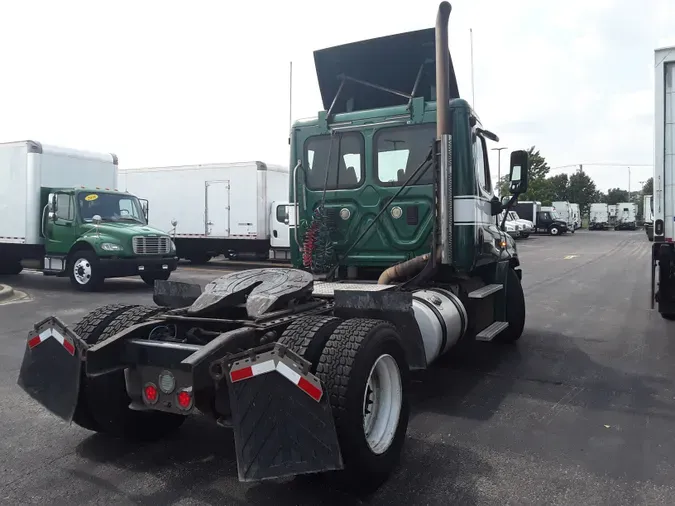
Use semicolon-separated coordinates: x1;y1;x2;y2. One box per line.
313;28;460;114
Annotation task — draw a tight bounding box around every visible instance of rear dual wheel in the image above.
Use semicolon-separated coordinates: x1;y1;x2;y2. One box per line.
72;304;185;440
279;316;409;492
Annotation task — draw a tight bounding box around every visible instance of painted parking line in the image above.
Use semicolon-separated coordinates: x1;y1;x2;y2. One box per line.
563;255;579;260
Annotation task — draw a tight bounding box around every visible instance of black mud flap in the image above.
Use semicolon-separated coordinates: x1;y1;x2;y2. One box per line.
17;316;87;422
213;344;343;482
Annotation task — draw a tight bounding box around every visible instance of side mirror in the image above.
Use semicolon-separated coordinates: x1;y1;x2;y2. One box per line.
490;196;502;216
501;196;510;207
171;219;178;228
508;150;529;194
140;199;149;221
48;194;57;221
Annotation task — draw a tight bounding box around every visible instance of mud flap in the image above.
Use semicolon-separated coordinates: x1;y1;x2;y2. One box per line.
213;344;343;482
17;316;87;422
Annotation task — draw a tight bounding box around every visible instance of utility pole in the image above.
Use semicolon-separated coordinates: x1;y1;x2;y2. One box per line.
470;28;475;109
491;147;508;196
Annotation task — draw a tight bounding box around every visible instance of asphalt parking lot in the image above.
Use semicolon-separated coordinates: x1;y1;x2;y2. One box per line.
1;229;673;506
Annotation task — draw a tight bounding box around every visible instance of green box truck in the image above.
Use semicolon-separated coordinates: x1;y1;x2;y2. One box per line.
0;140;178;290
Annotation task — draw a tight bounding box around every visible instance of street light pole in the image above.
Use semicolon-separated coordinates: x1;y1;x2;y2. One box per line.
491;147;508;196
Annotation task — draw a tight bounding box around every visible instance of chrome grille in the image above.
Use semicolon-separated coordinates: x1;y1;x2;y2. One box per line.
132;236;170;255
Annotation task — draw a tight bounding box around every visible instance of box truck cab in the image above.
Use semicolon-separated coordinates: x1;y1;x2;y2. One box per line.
514;201;568;235
0;140;178;290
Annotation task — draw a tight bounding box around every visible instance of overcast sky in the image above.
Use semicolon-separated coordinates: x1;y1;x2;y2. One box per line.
0;0;673;192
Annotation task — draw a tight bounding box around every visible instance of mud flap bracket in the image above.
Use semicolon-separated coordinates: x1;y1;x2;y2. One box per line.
17;316;87;422
214;344;343;482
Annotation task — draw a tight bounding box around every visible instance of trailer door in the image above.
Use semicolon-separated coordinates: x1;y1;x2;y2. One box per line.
270;201;292;249
205;180;230;237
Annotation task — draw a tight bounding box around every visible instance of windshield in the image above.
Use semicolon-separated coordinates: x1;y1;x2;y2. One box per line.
77;192;146;224
508;211;519;221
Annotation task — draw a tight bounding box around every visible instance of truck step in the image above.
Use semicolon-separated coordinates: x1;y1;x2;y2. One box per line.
476;321;509;341
468;284;503;299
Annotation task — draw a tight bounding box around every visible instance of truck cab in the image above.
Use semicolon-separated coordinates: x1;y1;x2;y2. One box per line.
42;188;178;290
539;207;568;235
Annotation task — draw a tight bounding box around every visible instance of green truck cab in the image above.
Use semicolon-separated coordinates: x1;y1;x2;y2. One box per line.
0;140;178;290
43;188;178;290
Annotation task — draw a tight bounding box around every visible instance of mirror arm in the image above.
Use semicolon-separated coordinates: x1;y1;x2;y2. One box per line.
499;193;520;230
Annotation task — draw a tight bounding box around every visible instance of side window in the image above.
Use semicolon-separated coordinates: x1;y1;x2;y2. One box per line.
56;194;74;221
276;205;289;223
305;133;364;190
375;124;436;186
473;134;492;194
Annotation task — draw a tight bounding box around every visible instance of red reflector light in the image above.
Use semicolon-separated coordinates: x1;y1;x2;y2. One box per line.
298;377;322;401
230;366;253;382
176;389;193;410
27;335;41;349
143;383;159;404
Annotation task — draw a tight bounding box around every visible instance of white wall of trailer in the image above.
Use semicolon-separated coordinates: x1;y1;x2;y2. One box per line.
655;47;675;242
0;140;118;245
120;162;289;240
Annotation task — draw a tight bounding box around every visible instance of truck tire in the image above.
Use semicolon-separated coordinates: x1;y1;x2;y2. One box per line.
71;304;140;431
277;315;343;372
495;268;526;343
85;305;186;441
315;318;409;492
69;251;103;291
140;272;171;286
0;260;23;275
549;225;561;236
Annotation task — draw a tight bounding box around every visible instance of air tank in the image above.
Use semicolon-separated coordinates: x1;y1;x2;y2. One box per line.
412;288;468;365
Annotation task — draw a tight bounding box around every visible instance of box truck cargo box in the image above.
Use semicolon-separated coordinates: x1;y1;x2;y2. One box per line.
120;161;290;263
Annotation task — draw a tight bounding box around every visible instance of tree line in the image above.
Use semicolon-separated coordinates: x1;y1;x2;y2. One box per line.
497;147;653;218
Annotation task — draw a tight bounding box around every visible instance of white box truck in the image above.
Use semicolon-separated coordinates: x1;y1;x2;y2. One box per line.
615;202;637;230
0;140;178;290
570;203;581;229
589;203;610;230
552;201;575;232
119;161;291;264
608;204;618;227
651;46;675;320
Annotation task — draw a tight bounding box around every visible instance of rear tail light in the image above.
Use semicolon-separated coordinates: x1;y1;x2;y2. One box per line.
176;388;193;410
143;382;159;405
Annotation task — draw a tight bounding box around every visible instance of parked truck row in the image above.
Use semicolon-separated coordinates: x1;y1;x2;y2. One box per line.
588;202;638;231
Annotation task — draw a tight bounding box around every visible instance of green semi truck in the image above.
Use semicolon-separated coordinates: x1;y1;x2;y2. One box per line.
0;141;178;290
18;2;531;492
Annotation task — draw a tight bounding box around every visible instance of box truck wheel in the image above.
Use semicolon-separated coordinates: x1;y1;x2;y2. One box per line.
549;225;561;236
85;305;186;441
140;272;171;286
0;260;22;275
69;251;103;291
315;318;409;492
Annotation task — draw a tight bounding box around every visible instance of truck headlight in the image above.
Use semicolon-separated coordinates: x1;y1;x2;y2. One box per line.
101;242;123;252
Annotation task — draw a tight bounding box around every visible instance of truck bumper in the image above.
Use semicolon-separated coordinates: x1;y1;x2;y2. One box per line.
17;315;343;482
99;256;178;278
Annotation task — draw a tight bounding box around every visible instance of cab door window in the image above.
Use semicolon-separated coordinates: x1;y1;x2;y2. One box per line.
55;193;75;221
472;133;492;195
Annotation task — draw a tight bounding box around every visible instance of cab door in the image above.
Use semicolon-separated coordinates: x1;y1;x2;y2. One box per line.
270;202;291;249
44;192;78;256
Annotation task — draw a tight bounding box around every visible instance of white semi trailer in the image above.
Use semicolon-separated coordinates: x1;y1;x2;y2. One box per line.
589;203;610;230
119;162;291;264
651;46;675;320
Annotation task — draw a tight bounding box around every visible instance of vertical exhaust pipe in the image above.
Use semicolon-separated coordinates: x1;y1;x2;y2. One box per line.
435;1;451;138
435;2;453;265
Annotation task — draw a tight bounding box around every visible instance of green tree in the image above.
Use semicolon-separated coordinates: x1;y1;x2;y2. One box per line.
548;173;569;201
568;166;597;216
606;188;630;205
496;146;552;203
642;177;653;195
